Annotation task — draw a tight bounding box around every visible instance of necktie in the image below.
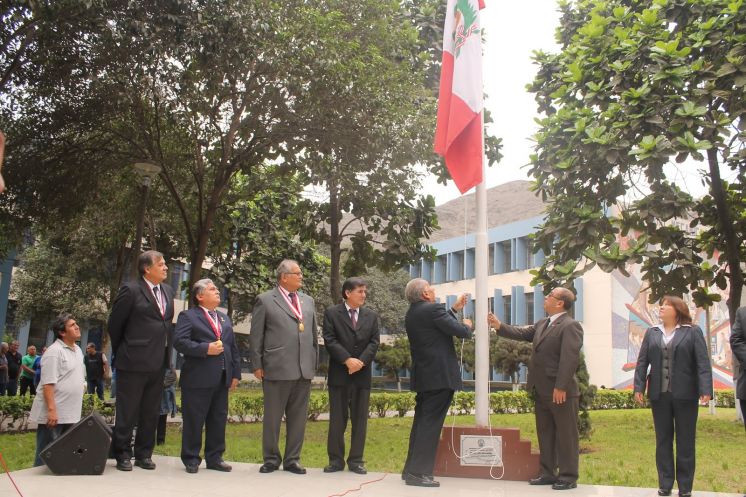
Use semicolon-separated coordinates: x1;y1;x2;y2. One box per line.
153;285;164;317
209;310;218;322
349;308;357;329
208;310;225;369
288;292;299;311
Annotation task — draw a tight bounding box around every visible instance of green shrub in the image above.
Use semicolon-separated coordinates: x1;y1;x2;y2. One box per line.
307;392;329;421
81;394;115;424
489;391;533;414
230;393;264;422
369;392;390;418
450;391;475;415
0;395;33;432
391;392;415;417
715;389;735;408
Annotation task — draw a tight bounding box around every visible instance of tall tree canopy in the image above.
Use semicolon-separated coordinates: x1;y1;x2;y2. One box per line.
529;0;746;320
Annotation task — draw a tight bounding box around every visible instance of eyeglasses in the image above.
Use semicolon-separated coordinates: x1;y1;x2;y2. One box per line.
546;293;561;301
285;271;303;277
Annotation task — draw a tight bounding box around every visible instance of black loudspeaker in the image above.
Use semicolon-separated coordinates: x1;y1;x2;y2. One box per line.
40;411;112;475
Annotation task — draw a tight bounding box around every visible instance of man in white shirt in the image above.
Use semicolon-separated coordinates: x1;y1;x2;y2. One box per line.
30;313;85;467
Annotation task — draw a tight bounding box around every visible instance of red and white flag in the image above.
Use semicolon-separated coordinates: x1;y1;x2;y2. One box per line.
434;0;485;194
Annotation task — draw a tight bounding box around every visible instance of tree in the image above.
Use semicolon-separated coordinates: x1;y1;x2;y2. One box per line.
490;334;532;391
375;336;411;392
208;170;329;323
528;0;746;322
359;267;410;334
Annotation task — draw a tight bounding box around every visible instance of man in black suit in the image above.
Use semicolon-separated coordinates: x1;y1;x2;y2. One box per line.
174;278;241;474
108;250;174;471
322;277;380;475
402;278;471;488
488;286;583;491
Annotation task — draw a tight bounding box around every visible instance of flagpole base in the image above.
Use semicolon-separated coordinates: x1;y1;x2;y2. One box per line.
433;426;540;480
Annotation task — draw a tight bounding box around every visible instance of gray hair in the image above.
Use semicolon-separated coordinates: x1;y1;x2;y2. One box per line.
405;278;429;304
0;342;7;351
276;259;299;281
553;287;575;310
191;278;214;306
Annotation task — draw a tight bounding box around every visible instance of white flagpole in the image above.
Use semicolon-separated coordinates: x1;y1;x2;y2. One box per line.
474;110;489;427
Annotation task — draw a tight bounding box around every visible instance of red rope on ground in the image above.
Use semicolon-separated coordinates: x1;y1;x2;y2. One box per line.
0;452;24;497
327;472;388;497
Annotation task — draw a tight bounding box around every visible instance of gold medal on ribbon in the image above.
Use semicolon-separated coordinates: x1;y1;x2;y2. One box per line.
298;321;305;332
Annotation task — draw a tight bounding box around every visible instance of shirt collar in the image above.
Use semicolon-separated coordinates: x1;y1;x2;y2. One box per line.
143;277;159;291
652;323;690;333
548;311;566;324
345;302;360;313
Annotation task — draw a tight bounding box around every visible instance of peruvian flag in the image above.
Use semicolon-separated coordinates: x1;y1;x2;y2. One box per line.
434;0;485;194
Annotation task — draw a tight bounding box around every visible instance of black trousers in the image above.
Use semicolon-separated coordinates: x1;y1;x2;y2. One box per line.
112;369;164;461
327;385;371;467
181;380;229;467
403;388;453;477
19;376;36;396
651;392;699;493
740;399;746;433
534;393;579;483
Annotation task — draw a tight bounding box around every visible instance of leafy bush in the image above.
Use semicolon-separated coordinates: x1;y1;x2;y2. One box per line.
391;392;415;417
0;395;33;432
369;393;391;418
229;393;264;422
450;391;475;415
307;392;329;421
489;391;533;414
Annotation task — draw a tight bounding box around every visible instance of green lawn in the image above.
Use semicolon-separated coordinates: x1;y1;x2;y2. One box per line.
1;409;743;493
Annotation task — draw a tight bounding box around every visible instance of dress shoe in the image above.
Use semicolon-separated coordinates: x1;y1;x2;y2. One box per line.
134;458;156;470
658;490;672;496
404;472;440;488
259;462;279;473
348;465;367;475
529;476;557;485
206;460;232;472
283;463;307;474
323;464;344;473
185;464;199;474
116;459;133;471
679;492;692;497
551;480;577;490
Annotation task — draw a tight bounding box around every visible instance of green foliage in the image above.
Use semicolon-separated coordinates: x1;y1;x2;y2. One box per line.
490;332;533;383
0;395;33;432
229;393;265;423
374;336;411;386
307;392;330;421
528;0;746;319
80;394;115;424
390;392;416;417
489;390;534;414
450;391;475;415
369;392;391;418
576;352;596;440
359;267;410;334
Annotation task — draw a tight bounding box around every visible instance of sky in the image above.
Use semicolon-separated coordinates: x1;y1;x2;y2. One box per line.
422;0;563;203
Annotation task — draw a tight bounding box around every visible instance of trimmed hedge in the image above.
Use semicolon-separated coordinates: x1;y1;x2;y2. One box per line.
0;394;114;433
2;389;737;432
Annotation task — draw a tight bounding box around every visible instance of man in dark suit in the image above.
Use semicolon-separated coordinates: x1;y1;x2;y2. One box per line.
488;286;583;491
322;277;380;475
402;278;471;488
249;259;318;475
108;250;174;471
729;305;746;432
174;278;241;474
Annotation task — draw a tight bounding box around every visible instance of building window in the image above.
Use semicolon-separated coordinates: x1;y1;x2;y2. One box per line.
525;292;535;325
526;238;535;268
434;254;447;283
488;297;494;314
488;244;496;275
501;240;512;273
450;251;464;281
503;295;512;325
410;263;421;278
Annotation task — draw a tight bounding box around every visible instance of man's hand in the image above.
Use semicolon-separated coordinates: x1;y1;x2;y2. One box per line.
345;358;364;374
47;406;58;427
230;378;240;391
207;341;224;355
487;312;501;330
462;318;473;329
253;368;264;380
699;394;711;404
552;388;566;404
452;293;469;312
634;392;645;406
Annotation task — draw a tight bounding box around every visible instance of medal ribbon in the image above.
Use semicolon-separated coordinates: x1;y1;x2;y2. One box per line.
202;308;222;339
281;289;304;324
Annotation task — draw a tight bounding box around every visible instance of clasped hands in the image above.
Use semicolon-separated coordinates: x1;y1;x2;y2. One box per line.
345;357;364;374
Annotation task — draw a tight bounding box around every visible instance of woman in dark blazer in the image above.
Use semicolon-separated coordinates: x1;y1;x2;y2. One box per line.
634;296;713;497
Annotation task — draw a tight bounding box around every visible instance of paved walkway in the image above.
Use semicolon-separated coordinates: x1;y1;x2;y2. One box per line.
1;455;742;497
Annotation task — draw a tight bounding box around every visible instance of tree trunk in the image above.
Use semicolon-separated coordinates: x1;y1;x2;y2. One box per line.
328;178;342;303
706;149;744;324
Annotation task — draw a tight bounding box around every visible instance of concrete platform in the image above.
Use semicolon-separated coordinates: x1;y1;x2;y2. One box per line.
1;455;742;497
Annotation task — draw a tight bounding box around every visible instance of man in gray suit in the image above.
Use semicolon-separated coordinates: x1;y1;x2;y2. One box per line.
249;259;318;475
488;287;583;491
